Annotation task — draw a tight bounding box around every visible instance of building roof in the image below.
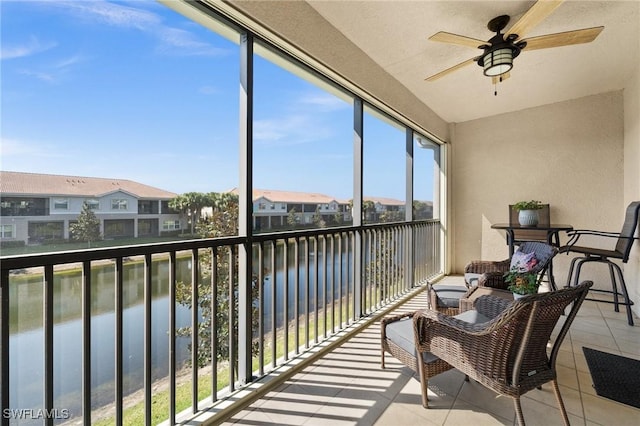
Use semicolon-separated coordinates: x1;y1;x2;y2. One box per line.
0;171;177;199
227;188;410;206
364;196;405;206
230;188;343;204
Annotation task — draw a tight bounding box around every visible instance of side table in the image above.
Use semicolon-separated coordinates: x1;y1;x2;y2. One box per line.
459;287;514;313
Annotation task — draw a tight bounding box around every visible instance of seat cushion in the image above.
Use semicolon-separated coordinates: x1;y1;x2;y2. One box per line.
431;284;468;308
453;309;491;325
385;317;440;363
464;273;482;287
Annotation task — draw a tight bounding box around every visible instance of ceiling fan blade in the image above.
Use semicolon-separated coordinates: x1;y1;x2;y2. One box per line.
429;31;486;49
522;26;604;50
492;72;510;85
506;0;564;40
425;57;477;81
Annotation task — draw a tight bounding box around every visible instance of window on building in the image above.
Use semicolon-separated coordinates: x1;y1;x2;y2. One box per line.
0;225;14;238
111;199;128;210
258;203;266;210
53;199;68;210
163;220;181;231
86;199;100;210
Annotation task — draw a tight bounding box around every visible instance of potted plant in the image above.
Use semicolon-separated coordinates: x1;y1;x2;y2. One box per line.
513;200;543;226
504;255;540;299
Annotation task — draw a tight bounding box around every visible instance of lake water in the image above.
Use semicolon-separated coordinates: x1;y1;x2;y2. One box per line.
7;242;355;420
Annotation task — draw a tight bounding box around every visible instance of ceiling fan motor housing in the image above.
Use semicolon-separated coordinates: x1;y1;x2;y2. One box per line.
477;25;526;77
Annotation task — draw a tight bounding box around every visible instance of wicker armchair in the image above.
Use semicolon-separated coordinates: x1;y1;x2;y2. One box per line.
429;241;557;315
464;241;557;290
414;281;593;426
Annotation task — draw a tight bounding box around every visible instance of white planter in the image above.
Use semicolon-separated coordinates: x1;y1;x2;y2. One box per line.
513;292;528;300
518;209;539;226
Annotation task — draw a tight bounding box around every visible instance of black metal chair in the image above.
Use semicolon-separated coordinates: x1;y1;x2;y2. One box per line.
559;201;640;325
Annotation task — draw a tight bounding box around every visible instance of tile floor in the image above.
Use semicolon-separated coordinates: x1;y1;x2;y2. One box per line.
221;276;640;426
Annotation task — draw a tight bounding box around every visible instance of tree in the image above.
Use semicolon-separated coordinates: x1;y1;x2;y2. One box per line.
168;194;189;235
287;207;298;229
169;192;209;235
363;200;376;222
175;193;260;368
70;202;101;247
312;206;326;228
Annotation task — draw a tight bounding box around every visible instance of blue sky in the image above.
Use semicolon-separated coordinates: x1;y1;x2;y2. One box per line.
1;0;435;202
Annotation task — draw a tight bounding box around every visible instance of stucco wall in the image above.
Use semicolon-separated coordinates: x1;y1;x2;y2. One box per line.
451;92;625;297
624;63;640;317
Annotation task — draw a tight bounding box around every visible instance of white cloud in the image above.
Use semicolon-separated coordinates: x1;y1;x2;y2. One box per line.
49;0;160;30
45;0;229;57
1;36;57;60
0;137;66;158
298;93;349;112
17;69;56;83
155;27;228;56
254;114;332;145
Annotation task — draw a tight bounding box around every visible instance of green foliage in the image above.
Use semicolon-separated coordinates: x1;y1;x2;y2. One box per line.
0;240;26;249
504;271;539;295
169;192;211;235
312;206;326;228
513;200;543;211
287;208;298;228
413;200;432;219
69;202;102;247
174;193;261;368
332;211;343;225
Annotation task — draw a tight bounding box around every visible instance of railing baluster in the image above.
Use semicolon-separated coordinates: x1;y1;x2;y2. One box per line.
228;245;236;392
329;235;335;334
283;240;289;360
169;251;176;424
0;268;9;426
270;241;276;369
321;236;327;339
82;260;92;425
313;236;319;344
258;242;264;376
304;236;310;349
44;265;54;426
338;234;343;328
115;258;123;426
294;237;299;355
211;247;218;402
191;249;199;413
144;254;152;425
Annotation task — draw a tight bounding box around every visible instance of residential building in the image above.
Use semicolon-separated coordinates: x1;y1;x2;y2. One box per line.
0;171;182;244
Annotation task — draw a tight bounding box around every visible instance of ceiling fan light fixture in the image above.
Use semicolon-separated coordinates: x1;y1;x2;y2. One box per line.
482;47;513;76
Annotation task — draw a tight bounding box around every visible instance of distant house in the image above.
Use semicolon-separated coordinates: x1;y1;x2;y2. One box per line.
0;171;182;244
229;188;351;230
225;188;426;230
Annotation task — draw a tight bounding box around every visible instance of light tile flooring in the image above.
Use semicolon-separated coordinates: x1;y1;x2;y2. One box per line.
222;276;640;426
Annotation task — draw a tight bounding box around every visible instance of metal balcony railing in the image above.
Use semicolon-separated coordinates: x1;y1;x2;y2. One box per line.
0;220;441;425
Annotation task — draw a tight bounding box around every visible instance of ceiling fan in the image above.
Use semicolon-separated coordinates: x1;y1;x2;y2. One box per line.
425;0;604;84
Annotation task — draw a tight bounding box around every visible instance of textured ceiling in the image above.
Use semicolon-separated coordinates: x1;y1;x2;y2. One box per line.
306;0;639;123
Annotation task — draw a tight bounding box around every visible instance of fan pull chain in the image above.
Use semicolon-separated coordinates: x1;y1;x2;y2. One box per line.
494;75;503;96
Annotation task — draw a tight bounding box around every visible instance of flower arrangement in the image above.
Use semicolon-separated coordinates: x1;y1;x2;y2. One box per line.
504;255;539;295
513;200;543;211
